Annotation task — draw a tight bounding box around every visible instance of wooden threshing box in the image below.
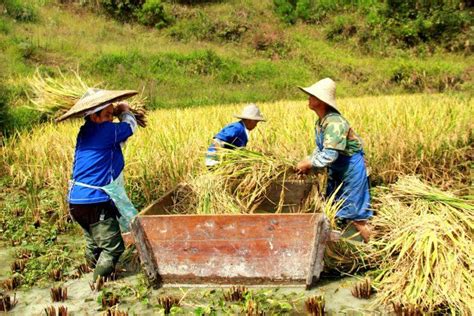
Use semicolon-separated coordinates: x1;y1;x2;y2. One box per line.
131;180;332;289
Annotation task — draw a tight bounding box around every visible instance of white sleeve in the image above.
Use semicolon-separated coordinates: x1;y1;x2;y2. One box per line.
119;112;137;134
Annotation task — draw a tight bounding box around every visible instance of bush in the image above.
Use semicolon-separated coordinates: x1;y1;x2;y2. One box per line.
252;24;290;59
0;83;10;135
98;0;145;21
2;0;38;22
325;15;357;41
168;9;248;43
390;61;464;92
136;0;173;29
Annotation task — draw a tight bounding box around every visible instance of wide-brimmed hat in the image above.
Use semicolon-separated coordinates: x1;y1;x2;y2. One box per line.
298;78;339;113
233;103;266;121
56;88;138;122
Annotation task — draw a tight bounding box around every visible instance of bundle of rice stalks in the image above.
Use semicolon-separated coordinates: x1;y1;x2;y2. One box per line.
369;176;473;314
27;69;147;127
321;190;370;273
187;173;241;214
209;148;297;212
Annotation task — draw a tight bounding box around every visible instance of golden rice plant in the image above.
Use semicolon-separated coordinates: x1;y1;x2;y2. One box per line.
1;94;472;220
368;176;473;314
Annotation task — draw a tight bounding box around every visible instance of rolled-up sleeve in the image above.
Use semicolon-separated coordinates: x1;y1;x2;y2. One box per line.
310;148;339;168
119;112;137;133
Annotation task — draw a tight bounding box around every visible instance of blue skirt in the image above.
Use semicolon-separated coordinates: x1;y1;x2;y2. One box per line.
326;151;372;221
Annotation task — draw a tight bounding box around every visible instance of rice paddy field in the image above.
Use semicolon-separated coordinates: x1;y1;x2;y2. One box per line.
0;93;473;314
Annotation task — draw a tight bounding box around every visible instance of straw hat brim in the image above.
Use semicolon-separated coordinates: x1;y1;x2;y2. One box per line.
233;114;266;122
298;86;339;113
56;90;138;122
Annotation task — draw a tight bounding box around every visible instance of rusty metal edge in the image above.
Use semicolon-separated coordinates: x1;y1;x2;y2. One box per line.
131;217;162;287
305;213;330;290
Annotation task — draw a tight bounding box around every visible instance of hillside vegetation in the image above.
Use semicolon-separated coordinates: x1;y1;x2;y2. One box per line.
0;0;472;134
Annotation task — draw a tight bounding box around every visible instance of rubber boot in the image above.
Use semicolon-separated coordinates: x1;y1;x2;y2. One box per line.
89;217;125;280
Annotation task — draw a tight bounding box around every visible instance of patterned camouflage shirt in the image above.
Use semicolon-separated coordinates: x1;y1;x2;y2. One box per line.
315;112;363;156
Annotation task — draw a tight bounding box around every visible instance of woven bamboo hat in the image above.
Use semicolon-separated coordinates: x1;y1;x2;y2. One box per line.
233;103;266;121
298;78;339;113
56;88;138;122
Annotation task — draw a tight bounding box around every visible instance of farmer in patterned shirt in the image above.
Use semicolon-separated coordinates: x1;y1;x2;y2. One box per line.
296;78;372;242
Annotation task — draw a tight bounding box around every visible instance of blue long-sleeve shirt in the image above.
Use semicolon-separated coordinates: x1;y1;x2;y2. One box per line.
68;113;136;204
206;121;248;166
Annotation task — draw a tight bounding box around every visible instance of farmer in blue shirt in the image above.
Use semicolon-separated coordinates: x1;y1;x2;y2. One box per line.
206;103;265;167
60;89;138;280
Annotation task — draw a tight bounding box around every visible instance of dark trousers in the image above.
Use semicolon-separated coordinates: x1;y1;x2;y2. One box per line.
69;201;125;280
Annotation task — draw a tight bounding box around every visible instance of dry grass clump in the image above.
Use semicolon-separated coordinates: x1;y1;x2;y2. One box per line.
89;276;106;292
351;278;373;299
104;307;128;316
50;286;68;302
0;292;17;312
369;176;473;314
2;276;21;291
10;259;26;273
101;292;120;308
50;268;63;281
223;286;248;302
44;305;68;316
305;295;325;316
391;302;423;316
157;296;179;314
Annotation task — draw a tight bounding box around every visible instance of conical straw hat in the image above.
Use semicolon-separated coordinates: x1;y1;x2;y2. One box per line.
233;103;266;121
56;88;138;122
298;78;339;113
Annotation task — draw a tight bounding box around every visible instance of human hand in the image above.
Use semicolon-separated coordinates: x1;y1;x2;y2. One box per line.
113;101;130;116
296;159;312;175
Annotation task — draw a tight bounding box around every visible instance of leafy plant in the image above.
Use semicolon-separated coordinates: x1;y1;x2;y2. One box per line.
2;0;38;22
136;0;173;29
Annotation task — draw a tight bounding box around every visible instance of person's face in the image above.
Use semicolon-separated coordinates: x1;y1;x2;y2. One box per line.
243;119;259;131
90;104;114;123
308;95;325;112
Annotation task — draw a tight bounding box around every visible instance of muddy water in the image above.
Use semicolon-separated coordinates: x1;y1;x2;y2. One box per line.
4;278;380;315
1;243;380;315
0;244;15;279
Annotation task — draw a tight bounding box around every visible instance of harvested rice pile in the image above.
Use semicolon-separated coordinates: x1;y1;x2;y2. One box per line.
185;148;320;214
369;176;473;314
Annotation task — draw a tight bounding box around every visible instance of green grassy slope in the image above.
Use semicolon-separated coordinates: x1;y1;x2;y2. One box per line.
0;0;472;131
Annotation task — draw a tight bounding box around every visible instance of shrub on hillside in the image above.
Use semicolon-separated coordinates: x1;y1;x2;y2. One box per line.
136;0;173;29
2;0;38;22
325;15;357;41
168;9;248;43
252;24;290;59
390;61;464;92
0;83;10;135
98;0;145;21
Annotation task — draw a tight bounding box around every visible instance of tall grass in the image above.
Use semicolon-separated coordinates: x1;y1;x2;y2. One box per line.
1;94;472;220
